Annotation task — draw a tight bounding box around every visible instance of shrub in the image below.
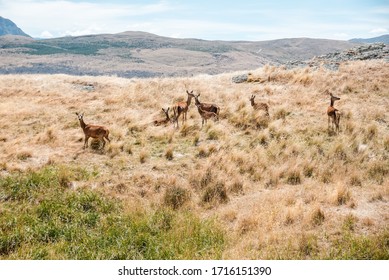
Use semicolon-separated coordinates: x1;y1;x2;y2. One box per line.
139;149;149;164
165;146;174;160
201;182;228;204
163;186;190;210
311;207;325;226
367;162;388;184
286;169;302;185
334;186;351;206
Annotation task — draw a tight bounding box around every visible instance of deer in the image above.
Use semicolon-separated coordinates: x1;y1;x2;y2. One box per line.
190;92;220;116
249;94;269;117
75;112;110;149
195;103;219;127
153;107;173;126
326;91;341;134
172;90;194;128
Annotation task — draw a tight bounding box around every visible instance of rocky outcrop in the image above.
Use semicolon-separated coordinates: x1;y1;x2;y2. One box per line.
286;43;389;70
232;43;389;82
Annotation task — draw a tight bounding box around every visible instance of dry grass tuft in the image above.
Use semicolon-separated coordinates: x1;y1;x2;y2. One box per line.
163;186;190;210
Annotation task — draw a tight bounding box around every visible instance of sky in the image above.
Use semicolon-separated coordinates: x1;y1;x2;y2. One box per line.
0;0;388;41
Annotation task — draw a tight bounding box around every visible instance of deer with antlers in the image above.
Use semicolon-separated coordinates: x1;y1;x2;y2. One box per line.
76;112;110;149
190;92;220;116
195;103;219;127
172;90;194;128
326;91;341;134
153;107;173;126
249;94;269;117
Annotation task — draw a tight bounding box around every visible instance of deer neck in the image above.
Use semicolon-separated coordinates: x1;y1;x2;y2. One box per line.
330;97;335;107
79;119;87;130
186;95;193;106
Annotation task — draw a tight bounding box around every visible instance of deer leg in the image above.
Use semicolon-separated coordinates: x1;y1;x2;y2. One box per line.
335;118;340;134
84;136;90;149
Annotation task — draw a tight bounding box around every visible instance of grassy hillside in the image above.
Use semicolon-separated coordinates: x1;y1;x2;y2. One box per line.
0;32;355;77
0;59;388;259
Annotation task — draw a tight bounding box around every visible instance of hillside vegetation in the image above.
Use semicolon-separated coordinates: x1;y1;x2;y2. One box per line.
0;32;355;77
0;59;388;259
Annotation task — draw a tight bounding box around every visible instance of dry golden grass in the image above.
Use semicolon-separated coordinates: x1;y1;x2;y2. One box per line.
0;60;388;259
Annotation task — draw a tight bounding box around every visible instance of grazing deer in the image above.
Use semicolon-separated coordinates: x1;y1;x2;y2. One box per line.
190;92;220;116
195;103;219;127
153;107;172;126
76;112;110;149
326;91;341;134
249;95;269;117
172;90;194;128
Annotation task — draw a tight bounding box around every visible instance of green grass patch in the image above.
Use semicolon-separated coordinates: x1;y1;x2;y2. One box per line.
0;166;225;259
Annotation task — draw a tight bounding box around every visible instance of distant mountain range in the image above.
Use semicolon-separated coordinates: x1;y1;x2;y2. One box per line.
349;34;389;44
0;16;388;78
0;16;30;37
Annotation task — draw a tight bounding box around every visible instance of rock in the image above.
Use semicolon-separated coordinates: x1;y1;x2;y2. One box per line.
232;73;248;83
285;43;388;70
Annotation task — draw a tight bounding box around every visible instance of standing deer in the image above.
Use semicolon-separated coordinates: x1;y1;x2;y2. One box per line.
195;103;219;127
172;90;194;128
153;107;173;126
249;95;269;117
326;91;341;134
76;112;110;149
190;92;220;116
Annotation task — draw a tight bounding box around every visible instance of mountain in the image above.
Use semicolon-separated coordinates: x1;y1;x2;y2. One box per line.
349;34;389;44
0;16;30;37
0;31;357;77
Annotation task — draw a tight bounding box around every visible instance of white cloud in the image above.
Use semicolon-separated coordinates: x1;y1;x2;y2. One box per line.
369;28;388;34
40;30;54;38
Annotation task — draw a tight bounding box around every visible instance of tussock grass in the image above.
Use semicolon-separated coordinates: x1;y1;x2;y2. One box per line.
0;167;224;259
0;60;388;259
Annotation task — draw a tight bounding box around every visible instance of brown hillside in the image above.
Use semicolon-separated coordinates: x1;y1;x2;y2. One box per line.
0;32;355;77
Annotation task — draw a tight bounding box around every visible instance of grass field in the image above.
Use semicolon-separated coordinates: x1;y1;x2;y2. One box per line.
0;59;388;259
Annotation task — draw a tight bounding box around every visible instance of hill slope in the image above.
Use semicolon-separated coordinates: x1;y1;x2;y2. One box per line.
0;31;356;77
0;16;30;37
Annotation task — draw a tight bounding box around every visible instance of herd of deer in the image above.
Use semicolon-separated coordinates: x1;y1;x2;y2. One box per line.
76;90;341;149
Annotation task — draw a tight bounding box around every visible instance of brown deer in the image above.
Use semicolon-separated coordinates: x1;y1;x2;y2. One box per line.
190;92;220;116
195;103;219;127
153;107;173;126
326;91;341;134
172;90;194;128
76;112;110;149
249;94;269;117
